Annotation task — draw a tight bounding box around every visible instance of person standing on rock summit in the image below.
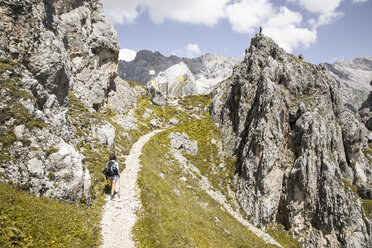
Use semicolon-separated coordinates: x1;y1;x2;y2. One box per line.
105;153;120;199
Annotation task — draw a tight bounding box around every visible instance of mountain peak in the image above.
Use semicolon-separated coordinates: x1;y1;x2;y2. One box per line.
211;34;371;247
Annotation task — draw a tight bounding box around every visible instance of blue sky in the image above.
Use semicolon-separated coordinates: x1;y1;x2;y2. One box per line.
102;0;372;64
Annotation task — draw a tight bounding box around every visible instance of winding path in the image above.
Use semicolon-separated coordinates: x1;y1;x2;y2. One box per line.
100;130;163;248
100;129;281;247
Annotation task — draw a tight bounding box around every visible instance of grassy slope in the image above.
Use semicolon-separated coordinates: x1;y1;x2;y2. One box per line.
0;181;101;247
133;95;278;247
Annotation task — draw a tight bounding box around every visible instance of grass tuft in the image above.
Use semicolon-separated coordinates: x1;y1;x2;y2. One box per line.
266;224;302;248
362;199;372;220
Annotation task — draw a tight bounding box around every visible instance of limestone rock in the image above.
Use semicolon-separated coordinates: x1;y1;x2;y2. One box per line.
107;76;137;113
169;118;179;125
211;34;372;247
142;112;151;119
47;141;90;201
148;83;166;106
27;158;44;179
150;118;162;128
0;0;121;111
116;115;138;130
0;0;131;203
359;91;372;130
168;132;198;155
94;122;115;148
152;62;198;98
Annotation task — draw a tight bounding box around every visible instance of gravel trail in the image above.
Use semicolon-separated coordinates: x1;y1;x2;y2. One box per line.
100;130;162;248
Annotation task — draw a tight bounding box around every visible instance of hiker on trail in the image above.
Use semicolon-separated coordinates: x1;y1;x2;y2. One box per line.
105;153;120;199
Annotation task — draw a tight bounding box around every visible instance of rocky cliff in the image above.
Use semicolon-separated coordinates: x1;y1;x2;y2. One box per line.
325;57;372;113
0;0;137;202
359;89;372;131
211;34;372;247
118;50;241;96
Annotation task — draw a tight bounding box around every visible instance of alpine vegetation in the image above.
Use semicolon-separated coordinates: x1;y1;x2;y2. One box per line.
0;0;371;247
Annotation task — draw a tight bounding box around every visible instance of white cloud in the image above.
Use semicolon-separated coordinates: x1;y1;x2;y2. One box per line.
315;11;343;27
172;43;202;58
288;0;344;27
102;0;144;24
144;0;228;26
263;7;317;52
186;43;201;57
102;0;229;26
296;0;342;14
119;48;137;62
225;0;274;33
225;1;317;52
102;0;346;54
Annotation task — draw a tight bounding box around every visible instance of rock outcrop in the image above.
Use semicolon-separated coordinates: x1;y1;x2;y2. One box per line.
168;132;198;155
0;0;136;202
211;34;372;247
153;62;198;98
325;57;372;113
359;81;372;131
119;50;240;95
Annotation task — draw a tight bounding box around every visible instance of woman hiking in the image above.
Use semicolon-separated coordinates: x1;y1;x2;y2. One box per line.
105;153;120;199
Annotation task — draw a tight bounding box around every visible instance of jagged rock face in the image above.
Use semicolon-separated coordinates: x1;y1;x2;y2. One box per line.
119;50;240;95
211;34;372;247
359;81;372;131
148;62;198;102
147;83;167;106
0;0;119;109
119;50;182;86
325;57;372;113
0;0;134;202
107;77;137;113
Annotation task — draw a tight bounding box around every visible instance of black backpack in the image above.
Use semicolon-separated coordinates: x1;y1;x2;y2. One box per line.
105;161;118;177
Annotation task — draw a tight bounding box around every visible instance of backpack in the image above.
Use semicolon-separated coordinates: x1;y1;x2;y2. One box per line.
105;161;118;177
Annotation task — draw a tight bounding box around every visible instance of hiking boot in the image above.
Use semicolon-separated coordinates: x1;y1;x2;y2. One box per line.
110;193;114;200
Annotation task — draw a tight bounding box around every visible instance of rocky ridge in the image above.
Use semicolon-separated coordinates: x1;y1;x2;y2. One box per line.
211;34;372;247
359;88;372;131
118;50;241;96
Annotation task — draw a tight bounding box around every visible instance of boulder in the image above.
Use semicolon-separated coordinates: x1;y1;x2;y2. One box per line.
148;83;166;106
94;122;116;147
150;118;162;128
169;118;179;125
168;132;198;155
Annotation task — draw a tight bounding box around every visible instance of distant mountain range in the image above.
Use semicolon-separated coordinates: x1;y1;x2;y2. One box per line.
118;50;241;96
120;51;372;113
326;57;372;112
